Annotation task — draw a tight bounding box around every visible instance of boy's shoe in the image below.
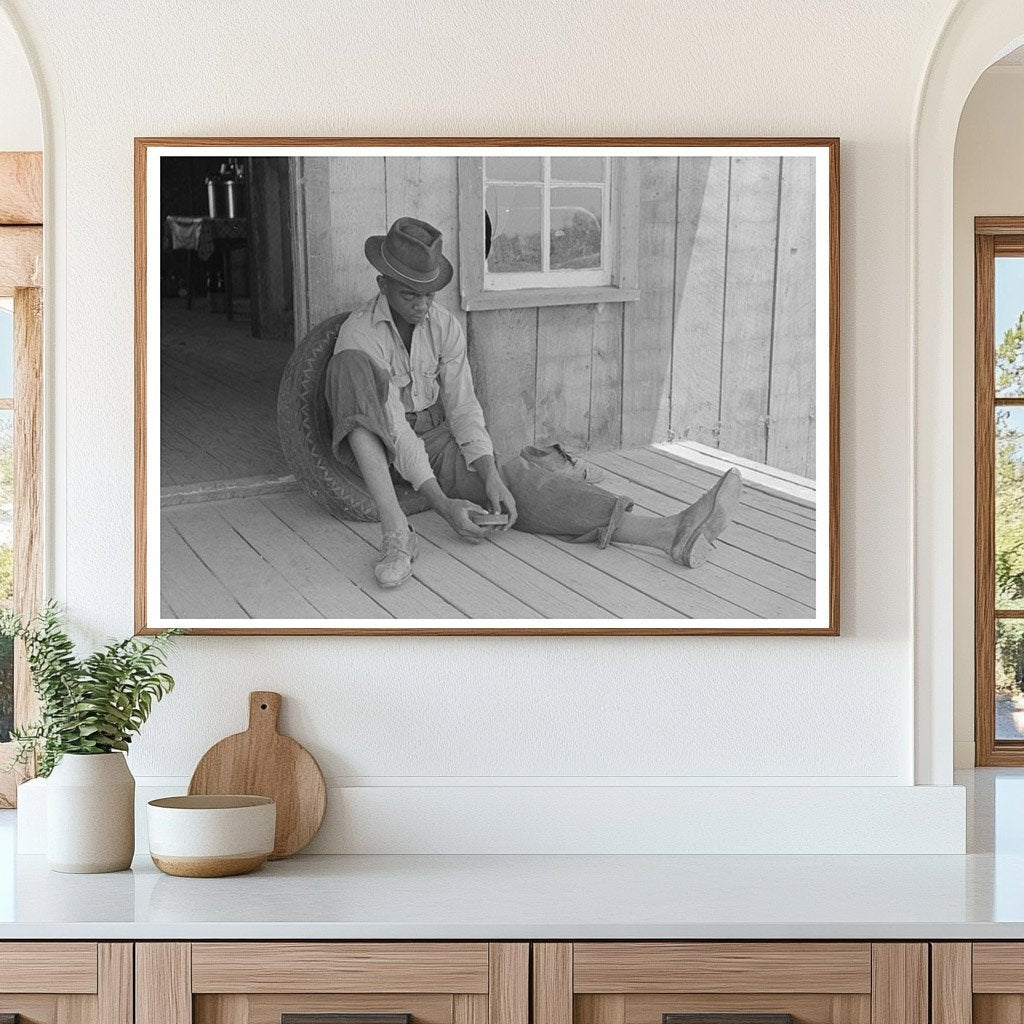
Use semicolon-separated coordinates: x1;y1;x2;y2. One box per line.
520;443;604;483
670;468;743;568
375;525;418;588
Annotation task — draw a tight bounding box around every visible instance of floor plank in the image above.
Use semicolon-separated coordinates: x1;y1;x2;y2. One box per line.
412;513;612;618
165;503;323;619
613;448;816;549
260;491;465;619
536;535;752;619
585;461;816;604
488;529;682;618
642;445;816;520
160;517;250;619
589;451;816;577
216;497;393;619
346;516;543;619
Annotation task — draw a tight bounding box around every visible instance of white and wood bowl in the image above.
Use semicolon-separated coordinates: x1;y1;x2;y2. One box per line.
147;795;276;877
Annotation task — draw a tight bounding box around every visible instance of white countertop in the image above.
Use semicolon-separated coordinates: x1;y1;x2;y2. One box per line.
0;849;1022;940
2;769;1023;941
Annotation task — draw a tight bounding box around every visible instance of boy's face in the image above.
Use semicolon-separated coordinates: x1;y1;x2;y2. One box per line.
379;276;435;326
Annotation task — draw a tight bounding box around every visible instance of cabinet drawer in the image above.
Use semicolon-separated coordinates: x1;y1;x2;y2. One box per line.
191;943;491;993
0;942;98;994
139;942;529;1024
572;944;872;994
0;943;130;1024
533;944;926;1024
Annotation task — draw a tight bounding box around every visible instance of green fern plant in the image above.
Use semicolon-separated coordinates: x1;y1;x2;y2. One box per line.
0;602;180;777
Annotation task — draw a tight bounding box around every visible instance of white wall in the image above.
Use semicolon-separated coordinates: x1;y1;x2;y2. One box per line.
952;66;1024;767
0;9;39;151
0;0;973;852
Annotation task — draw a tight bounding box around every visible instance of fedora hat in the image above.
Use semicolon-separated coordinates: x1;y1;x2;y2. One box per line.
365;217;453;294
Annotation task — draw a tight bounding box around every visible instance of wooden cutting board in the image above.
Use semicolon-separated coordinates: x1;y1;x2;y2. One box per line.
188;691;326;859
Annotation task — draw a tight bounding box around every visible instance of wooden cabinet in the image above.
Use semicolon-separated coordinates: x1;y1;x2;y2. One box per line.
136;944;528;1024
932;943;1024;1024
532;943;928;1024
0;943;132;1024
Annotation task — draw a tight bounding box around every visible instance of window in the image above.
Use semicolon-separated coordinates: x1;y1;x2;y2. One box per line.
0;149;43;806
484;156;611;289
457;154;640;311
975;219;1024;764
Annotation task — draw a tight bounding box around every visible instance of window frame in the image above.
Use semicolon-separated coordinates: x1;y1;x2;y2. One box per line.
975;217;1024;765
483;155;612;290
457;155;642;311
0;150;44;808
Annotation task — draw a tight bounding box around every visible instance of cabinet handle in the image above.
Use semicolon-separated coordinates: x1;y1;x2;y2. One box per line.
283;1016;411;1024
664;1016;794;1024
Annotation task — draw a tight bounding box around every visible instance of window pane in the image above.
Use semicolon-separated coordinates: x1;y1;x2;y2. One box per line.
997;406;1024;609
0;409;11;742
484;157;542;183
486;184;542;273
0;305;14;398
549;187;603;270
550;156;606;182
996;256;1024;397
997;620;1024;739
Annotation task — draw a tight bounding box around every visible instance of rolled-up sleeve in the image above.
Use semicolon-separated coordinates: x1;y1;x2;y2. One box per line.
335;312;436;490
438;318;494;467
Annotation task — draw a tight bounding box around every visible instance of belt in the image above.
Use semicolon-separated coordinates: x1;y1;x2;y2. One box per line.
406;399;446;434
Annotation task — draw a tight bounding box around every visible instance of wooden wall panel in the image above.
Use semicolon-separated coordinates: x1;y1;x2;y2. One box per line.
588;301;624;450
670;156;729;448
621;156;677;446
718;156;782;463
326;156;386;317
767;156;817;478
536;304;594;449
384;157;464;330
249;157;294;342
467;307;538;458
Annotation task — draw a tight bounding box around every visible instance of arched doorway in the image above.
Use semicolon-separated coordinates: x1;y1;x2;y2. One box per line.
914;1;1024;784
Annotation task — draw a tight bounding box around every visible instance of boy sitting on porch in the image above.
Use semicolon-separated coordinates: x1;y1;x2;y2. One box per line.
325;216;742;589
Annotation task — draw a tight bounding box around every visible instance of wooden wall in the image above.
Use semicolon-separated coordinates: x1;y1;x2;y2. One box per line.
291;154;817;477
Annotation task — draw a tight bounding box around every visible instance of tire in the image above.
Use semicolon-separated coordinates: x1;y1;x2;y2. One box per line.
277;313;430;522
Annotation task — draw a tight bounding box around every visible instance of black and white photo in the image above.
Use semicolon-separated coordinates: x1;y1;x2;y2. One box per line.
137;140;838;634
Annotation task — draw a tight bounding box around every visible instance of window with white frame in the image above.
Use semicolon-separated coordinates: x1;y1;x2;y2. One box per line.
483;155;611;289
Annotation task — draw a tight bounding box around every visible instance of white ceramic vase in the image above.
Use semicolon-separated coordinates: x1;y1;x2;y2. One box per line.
46;752;135;873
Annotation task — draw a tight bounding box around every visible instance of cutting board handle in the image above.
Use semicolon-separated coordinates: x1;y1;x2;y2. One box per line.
248;691;282;734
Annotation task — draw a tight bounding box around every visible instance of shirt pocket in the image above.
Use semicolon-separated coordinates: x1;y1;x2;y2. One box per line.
412;363;440;405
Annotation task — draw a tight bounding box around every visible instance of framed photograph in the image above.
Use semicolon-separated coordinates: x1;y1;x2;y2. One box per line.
135;137;839;635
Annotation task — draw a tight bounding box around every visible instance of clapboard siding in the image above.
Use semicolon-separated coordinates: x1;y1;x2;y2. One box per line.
294;154;817;475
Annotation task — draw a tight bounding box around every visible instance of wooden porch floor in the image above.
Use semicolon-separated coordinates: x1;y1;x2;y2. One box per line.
160;445;816;622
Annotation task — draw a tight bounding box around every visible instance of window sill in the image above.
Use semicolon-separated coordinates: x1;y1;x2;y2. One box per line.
462;286;641;312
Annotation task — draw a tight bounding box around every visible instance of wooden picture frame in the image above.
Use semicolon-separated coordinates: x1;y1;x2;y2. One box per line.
135;137;839;636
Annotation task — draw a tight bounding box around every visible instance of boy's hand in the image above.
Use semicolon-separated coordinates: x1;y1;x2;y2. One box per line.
483;473;517;530
442;499;493;543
